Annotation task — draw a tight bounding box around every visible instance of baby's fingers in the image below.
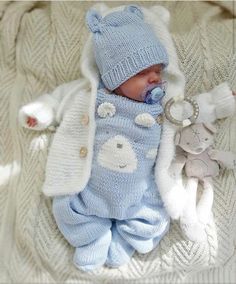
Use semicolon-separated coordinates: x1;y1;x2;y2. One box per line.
27;116;38;127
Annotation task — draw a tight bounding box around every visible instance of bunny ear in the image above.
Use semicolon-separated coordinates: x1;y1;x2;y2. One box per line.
86;9;102;33
124;5;144;19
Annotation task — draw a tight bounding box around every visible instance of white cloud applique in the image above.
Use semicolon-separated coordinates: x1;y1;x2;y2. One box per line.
135;113;155;127
97;135;138;173
97;102;116;118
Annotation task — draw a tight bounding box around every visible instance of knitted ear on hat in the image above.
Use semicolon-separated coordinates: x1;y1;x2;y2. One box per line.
86;9;102;33
124;5;144;19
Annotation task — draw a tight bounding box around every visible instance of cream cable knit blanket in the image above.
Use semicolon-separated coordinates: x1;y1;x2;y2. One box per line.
0;1;236;283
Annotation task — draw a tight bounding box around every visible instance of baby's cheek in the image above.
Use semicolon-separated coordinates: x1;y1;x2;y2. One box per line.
130;80;148;100
118;75;148;101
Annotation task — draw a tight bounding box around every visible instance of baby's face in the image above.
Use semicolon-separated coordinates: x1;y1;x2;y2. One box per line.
114;64;163;102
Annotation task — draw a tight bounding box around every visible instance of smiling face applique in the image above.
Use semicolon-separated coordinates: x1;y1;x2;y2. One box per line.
97;135;138;173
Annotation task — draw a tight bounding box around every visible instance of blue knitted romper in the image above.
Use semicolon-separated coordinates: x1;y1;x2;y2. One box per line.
53;89;170;270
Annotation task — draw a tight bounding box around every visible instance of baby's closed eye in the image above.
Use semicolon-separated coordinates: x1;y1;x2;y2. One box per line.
137;70;148;76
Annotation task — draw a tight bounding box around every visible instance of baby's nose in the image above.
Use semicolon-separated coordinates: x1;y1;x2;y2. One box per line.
148;71;161;84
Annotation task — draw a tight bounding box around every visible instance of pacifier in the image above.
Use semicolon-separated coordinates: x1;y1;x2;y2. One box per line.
141;81;167;104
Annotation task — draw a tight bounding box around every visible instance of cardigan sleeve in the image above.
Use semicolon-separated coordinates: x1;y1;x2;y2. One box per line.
195;82;236;123
183;82;235;123
18;79;83;131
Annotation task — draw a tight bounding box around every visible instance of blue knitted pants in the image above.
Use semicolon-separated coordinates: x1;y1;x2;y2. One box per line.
53;192;169;271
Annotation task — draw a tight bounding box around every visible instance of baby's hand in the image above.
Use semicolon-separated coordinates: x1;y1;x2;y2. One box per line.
19;102;54;131
26;116;38;128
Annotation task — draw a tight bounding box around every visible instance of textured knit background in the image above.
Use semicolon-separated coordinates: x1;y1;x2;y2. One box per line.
0;1;236;283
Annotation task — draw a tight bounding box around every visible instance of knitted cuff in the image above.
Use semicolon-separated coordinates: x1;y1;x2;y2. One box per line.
212;82;236;119
18;93;59;131
36;93;60;114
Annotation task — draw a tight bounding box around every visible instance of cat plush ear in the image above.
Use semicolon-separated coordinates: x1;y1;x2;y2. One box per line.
86;9;102;33
124;5;144;19
203;123;217;134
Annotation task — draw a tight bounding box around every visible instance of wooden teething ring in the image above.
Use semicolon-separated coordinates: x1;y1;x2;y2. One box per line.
164;95;199;127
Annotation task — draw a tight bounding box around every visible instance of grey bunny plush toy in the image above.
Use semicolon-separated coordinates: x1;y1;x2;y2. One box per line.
172;123;236;242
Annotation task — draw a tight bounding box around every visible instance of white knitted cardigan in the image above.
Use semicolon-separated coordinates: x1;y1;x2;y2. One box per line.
1;2;236;283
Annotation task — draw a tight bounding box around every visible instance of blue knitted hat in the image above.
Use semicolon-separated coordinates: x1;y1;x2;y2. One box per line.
86;5;169;91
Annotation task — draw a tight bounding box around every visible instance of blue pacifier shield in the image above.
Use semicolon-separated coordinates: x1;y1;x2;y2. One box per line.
144;86;165;104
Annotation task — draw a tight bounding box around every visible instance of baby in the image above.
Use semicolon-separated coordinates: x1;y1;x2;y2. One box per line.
19;4;236;271
22;5;170;271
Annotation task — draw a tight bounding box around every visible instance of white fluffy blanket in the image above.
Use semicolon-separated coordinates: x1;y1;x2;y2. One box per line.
0;1;236;283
